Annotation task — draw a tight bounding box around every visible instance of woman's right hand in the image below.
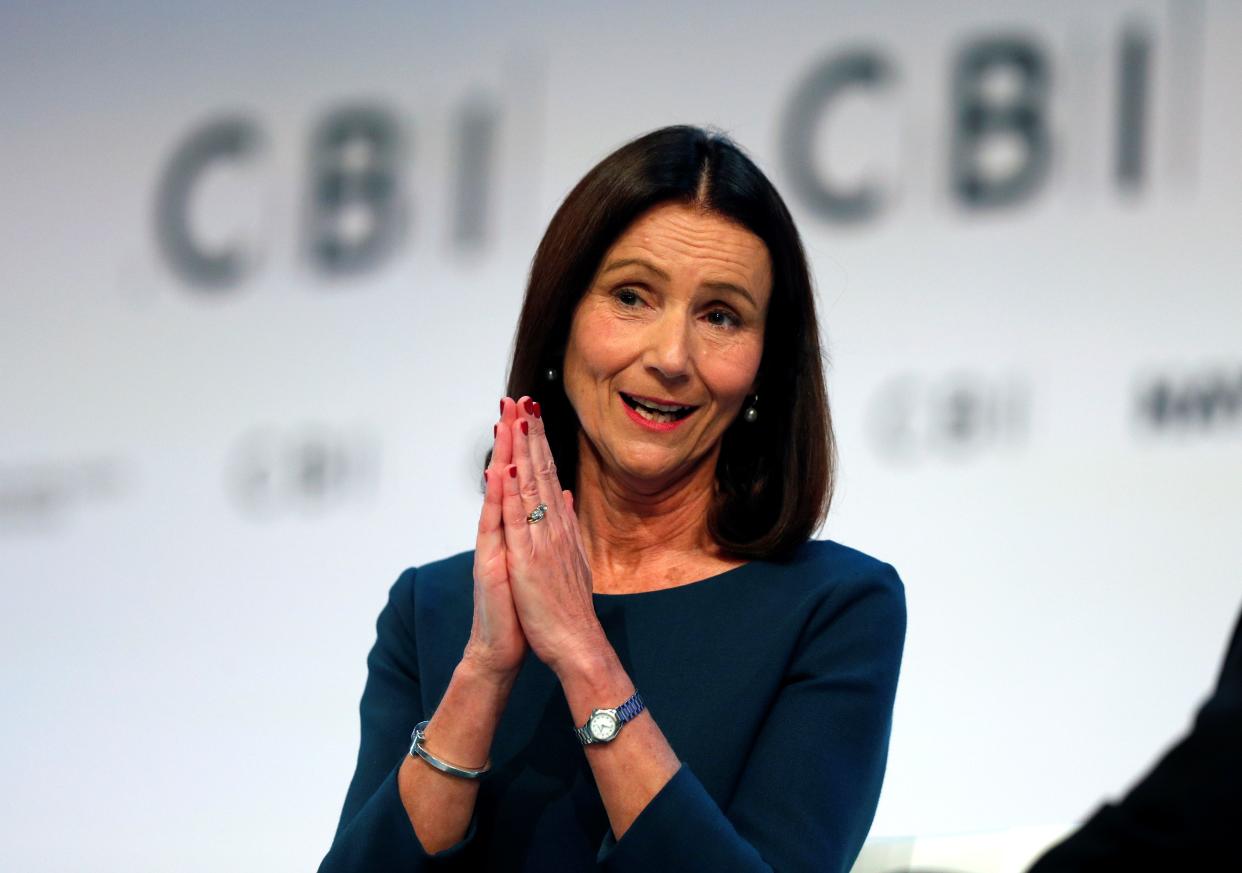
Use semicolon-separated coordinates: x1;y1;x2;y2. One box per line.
463;397;528;683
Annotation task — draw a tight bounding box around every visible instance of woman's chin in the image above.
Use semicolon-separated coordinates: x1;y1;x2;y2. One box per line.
605;450;703;493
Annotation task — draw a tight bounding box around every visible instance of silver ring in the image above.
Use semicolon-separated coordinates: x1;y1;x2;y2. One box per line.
526;502;548;524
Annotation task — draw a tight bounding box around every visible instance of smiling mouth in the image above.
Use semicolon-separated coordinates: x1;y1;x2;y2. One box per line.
619;392;698;424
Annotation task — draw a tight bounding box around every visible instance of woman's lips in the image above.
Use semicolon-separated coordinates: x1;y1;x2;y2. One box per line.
622;391;695;410
618;392;696;432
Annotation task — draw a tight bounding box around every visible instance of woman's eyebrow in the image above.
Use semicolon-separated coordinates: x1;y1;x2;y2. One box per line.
599;257;669;279
701;280;757;309
600;258;757;308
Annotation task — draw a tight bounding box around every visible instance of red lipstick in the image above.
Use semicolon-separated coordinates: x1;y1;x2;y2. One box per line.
618;393;695;432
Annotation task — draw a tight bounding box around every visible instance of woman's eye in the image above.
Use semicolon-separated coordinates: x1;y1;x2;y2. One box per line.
614;288;642;307
705;309;740;329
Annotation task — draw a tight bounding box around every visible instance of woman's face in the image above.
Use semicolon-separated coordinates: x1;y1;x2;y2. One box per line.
563;201;772;493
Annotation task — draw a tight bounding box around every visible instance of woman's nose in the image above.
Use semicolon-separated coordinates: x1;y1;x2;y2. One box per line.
642;310;692;382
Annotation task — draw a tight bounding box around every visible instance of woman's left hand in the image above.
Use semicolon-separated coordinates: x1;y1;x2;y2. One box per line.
499;395;606;677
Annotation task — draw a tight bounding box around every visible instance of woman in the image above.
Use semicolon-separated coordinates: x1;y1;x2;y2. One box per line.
318;126;906;873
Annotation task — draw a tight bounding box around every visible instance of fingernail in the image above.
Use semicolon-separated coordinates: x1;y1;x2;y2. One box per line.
533;401;542;419
493;424;497;437
523;398;534;415
499;399;505;416
520;421;529;435
508;465;517;478
484;470;489;482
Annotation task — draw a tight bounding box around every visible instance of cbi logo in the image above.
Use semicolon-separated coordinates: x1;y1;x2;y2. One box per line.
153;98;498;290
779;21;1190;222
225;427;380;517
867;373;1030;463
152;15;1200;292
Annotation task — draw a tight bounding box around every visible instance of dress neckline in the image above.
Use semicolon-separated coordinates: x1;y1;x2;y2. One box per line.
591;558;757;601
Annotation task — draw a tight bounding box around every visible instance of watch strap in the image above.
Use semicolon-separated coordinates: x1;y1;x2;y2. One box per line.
575;691;645;745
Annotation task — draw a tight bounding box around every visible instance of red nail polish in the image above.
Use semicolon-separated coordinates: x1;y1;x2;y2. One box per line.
508;465;517;478
533;401;542;419
493;424;497;437
523;398;534;415
521;421;529;435
484;470;489;482
499;399;505;416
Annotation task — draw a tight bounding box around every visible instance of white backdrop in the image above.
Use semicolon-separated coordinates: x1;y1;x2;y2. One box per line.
2;2;1240;870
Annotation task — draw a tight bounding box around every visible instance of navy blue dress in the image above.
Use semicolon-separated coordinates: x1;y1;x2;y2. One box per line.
318;539;906;872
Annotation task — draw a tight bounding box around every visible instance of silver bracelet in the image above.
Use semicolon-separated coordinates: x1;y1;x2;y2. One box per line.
408;720;491;779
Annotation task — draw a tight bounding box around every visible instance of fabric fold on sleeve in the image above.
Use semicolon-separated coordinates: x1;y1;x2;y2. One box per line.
318;567;479;872
597;763;771;872
318;761;479;872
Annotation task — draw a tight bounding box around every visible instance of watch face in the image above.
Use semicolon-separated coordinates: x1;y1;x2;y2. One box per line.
588;711;619;741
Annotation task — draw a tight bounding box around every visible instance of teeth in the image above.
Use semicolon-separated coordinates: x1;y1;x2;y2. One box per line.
633;404;680;423
627;394;691;413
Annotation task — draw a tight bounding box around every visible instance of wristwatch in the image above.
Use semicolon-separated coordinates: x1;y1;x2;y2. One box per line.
574;691;645;745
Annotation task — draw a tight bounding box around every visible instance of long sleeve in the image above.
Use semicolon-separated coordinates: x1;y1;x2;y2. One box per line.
317;568;478;872
1026;605;1242;871
597;562;907;873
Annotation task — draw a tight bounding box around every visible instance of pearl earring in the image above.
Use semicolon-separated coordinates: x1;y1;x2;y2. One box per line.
743;394;759;423
544;367;559;382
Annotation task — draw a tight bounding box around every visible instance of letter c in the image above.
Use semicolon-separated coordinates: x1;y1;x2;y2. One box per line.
780;49;895;224
153;116;262;290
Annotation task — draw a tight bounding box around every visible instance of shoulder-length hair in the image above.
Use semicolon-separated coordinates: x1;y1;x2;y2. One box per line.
504;125;834;560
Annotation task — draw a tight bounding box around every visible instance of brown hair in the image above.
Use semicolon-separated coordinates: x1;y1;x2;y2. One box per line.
504;125;833;560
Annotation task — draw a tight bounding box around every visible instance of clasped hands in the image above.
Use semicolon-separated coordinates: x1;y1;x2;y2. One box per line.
465;395;604;685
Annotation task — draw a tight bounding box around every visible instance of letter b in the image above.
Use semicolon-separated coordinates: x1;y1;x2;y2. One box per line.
305;106;404;276
951;37;1050;208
